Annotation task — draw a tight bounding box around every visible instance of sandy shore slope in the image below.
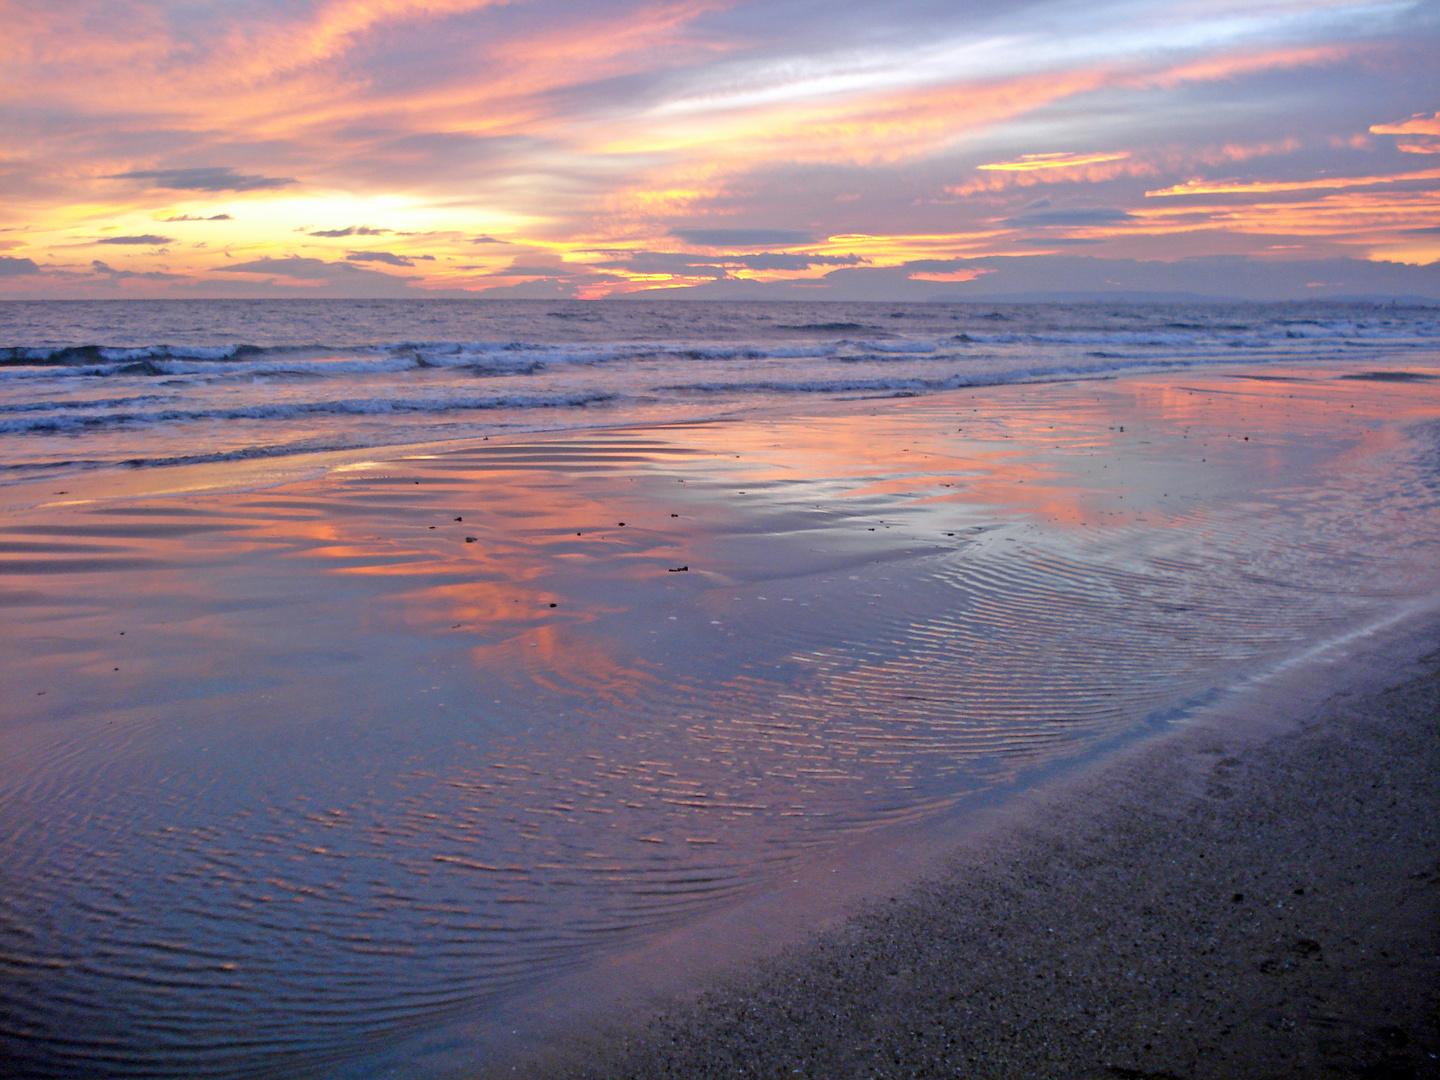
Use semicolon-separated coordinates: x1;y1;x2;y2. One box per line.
546;634;1440;1080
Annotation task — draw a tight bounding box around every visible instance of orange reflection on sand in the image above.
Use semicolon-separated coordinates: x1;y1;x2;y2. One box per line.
667;407;1111;527
678;374;1420;533
506;623;663;706
404;578;563;630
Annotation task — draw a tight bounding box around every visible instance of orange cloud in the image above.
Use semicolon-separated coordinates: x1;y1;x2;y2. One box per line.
1184;139;1302;165
1145;168;1440;197
1114;189;1440;262
1370;112;1440;136
977;152;1130;172
950;139;1303;197
946;158;1157;197
1130;44;1354;89
1369;113;1440;156
908;269;990;282
594;66;1124;179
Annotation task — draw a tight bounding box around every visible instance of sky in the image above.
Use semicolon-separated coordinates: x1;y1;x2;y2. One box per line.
2;0;1438;301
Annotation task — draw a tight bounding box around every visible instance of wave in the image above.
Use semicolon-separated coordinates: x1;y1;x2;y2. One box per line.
2;311;1436;383
0;340;850;383
0;343;273;365
4;301;1437;478
0;390;618;434
0;394;177;414
656;352;1303;397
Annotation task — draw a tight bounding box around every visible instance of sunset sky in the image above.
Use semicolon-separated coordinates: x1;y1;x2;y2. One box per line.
2;0;1438;300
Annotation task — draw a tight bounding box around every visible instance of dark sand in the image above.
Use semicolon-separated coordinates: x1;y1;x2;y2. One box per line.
536;627;1440;1080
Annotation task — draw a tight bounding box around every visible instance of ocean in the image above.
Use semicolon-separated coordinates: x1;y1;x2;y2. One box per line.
3;298;1437;479
2;299;1439;1078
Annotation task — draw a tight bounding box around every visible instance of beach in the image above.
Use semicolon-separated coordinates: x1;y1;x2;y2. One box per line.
8;0;1440;1063
540;621;1440;1080
3;338;1439;1077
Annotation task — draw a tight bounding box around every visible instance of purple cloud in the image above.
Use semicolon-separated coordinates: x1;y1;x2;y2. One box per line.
90;259;185;281
311;226;392;237
105;168;295;192
97;234;174;245
0;256;39;276
346;250;414;266
1002;208;1136;227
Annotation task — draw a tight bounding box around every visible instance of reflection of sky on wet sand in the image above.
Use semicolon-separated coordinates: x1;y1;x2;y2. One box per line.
2;366;1439;1078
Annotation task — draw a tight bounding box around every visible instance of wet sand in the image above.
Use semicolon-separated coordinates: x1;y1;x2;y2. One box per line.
545;622;1440;1080
4;363;1439;1078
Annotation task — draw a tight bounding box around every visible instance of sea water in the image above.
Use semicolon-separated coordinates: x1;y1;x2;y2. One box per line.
3;298;1437;479
2;300;1439;1078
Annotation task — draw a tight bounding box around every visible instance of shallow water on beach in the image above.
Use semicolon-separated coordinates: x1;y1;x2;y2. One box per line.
2;364;1440;1077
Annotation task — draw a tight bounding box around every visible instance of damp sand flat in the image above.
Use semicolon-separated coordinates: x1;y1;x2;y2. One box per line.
548;623;1440;1080
2;363;1439;1078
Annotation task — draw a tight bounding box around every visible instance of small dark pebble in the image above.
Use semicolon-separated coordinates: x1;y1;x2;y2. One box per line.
668;566;689;572
618;522;625;526
454;516;462;522
1290;938;1322;957
671;513;679;517
1232;893;1244;902
549;603;557;608
465;536;477;543
429;526;436;529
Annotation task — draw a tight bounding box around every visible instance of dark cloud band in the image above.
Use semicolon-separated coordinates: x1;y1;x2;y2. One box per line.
105;168;295;192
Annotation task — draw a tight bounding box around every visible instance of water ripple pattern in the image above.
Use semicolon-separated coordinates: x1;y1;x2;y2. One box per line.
1;372;1439;1077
